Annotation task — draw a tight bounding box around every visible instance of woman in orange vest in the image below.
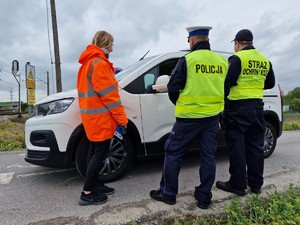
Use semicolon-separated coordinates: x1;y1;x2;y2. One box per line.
77;31;128;206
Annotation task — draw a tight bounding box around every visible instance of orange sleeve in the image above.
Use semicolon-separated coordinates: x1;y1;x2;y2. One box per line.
92;61;128;126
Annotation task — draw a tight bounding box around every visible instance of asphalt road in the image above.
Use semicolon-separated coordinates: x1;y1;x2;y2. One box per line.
0;131;300;225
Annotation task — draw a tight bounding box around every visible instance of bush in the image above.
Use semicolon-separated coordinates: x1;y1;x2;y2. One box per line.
284;122;300;131
290;98;300;112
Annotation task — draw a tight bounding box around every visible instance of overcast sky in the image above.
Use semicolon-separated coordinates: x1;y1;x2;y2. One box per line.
0;0;299;103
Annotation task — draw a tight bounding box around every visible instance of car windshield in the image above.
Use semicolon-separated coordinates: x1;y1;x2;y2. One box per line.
115;56;156;82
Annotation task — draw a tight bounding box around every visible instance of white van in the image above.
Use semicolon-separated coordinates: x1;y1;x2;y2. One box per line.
24;51;283;182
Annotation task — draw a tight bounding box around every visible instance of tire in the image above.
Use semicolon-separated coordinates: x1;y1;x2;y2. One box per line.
75;134;134;182
264;121;277;158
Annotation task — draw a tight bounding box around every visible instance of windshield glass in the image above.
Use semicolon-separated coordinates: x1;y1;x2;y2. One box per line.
115;56;156;81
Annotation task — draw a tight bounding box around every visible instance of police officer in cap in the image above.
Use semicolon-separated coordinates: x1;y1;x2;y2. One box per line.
216;29;275;195
150;26;228;209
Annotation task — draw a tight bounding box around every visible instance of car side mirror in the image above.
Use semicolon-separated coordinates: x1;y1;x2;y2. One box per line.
152;75;170;93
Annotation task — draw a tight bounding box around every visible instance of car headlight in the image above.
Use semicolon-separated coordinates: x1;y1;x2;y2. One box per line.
31;98;74;117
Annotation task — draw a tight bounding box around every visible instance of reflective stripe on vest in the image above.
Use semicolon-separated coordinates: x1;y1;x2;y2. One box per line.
175;50;228;118
228;49;270;100
78;59;119;115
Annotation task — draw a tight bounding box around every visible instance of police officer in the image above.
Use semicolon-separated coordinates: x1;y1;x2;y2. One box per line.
216;29;275;195
150;26;228;209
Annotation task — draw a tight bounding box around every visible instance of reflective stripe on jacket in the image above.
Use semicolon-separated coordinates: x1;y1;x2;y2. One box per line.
175;50;228;118
228;49;270;100
77;45;128;141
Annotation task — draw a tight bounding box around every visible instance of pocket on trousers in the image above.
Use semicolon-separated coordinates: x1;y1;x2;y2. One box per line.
164;129;183;151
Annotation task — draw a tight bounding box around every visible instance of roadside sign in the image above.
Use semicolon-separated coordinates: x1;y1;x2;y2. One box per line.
27;89;36;105
25;62;36;89
25;62;36;106
27;80;36;89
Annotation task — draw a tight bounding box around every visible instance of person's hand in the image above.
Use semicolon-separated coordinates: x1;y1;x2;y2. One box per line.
120;125;127;135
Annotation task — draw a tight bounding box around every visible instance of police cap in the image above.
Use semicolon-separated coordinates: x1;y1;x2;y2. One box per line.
186;26;212;37
232;29;253;42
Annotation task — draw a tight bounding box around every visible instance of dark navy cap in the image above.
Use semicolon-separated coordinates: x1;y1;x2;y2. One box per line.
232;29;253;42
186;26;212;37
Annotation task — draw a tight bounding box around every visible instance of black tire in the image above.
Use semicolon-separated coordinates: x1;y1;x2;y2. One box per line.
75;134;134;182
264;121;277;158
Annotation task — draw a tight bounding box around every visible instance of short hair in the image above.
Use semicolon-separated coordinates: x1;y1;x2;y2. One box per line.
192;34;209;42
237;40;253;46
92;31;114;49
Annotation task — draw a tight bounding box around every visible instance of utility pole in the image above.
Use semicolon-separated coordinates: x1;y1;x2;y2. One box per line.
50;0;62;93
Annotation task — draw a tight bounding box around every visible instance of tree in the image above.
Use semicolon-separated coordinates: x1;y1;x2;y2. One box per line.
284;87;300;105
290;98;300;112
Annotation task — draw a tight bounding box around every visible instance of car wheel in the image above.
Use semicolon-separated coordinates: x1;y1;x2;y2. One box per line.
75;134;134;182
264;121;277;158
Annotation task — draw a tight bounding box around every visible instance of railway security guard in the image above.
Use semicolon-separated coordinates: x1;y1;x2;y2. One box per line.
150;26;228;209
216;29;275;196
77;31;128;206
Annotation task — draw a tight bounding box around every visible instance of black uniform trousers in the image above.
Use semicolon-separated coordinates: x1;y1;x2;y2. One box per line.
83;139;110;191
159;117;219;204
225;108;265;190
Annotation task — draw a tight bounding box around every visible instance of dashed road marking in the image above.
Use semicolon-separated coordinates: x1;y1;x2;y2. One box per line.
16;169;74;178
7;164;38;169
0;172;14;184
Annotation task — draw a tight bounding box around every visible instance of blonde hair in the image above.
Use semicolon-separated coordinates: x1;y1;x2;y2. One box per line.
92;31;114;49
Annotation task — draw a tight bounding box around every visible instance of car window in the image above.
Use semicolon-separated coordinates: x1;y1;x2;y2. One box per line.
124;58;180;94
115;56;156;82
144;73;155;89
159;58;179;76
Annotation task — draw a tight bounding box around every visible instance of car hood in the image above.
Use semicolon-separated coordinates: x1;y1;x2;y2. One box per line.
35;89;78;105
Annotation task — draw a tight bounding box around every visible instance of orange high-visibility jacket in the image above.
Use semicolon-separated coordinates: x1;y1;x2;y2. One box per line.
77;44;128;142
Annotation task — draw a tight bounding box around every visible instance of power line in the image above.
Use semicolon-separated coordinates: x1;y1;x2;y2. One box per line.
0;78;15;85
0;61;10;67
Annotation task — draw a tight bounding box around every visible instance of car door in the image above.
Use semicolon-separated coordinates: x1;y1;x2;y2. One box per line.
139;58;180;143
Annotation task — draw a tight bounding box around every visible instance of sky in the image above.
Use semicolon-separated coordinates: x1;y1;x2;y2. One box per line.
0;0;299;103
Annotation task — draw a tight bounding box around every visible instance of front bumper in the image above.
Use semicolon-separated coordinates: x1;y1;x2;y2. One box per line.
24;130;69;168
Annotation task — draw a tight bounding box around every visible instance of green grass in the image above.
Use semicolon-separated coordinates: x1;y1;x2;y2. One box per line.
0;141;25;151
136;184;300;225
0;115;28;151
283;112;300;131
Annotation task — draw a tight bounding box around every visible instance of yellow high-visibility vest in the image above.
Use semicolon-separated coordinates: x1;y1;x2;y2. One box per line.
175;50;228;118
228;49;270;100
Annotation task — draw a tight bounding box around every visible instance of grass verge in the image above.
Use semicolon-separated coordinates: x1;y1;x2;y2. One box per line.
283;113;300;130
0;114;28;151
131;184;300;225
